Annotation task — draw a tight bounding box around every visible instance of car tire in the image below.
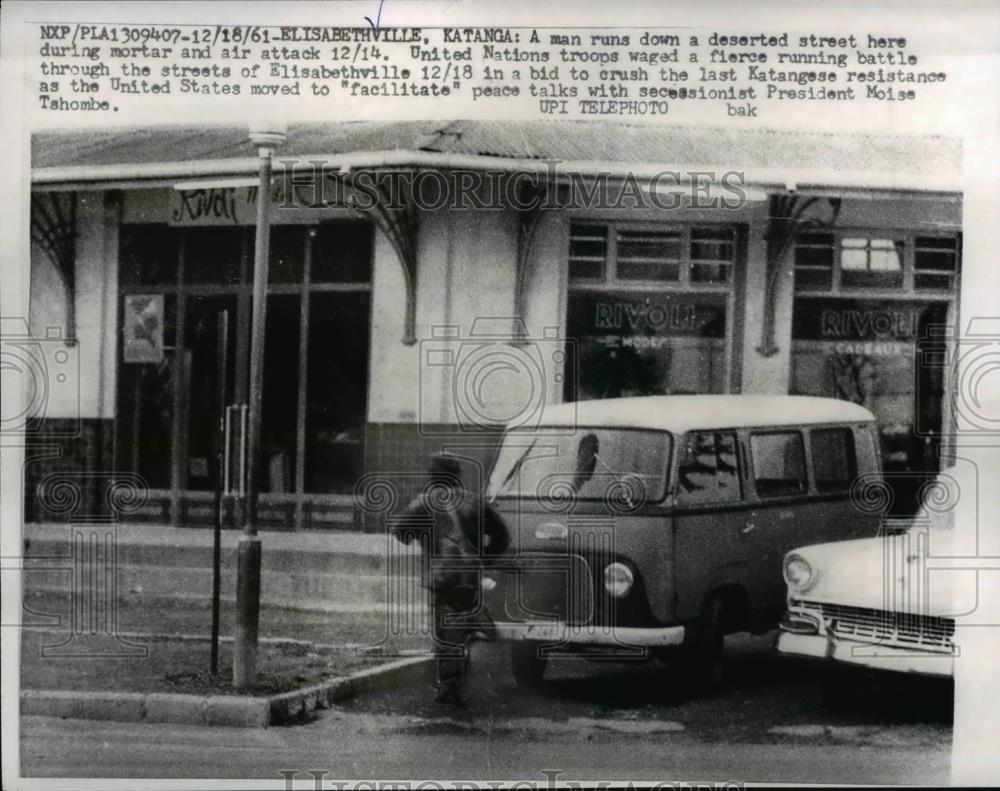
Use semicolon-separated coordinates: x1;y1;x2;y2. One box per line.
510;641;547;686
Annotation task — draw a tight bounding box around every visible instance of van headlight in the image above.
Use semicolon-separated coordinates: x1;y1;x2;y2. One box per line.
604;562;634;599
783;553;817;594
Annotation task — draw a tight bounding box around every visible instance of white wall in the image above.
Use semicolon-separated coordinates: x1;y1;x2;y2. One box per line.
28;191;117;420
30;189;961;425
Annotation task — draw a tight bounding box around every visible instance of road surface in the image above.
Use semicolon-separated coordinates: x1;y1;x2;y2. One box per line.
20;633;953;784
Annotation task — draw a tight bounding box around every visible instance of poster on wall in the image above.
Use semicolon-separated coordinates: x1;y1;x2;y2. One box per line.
122;294;165;364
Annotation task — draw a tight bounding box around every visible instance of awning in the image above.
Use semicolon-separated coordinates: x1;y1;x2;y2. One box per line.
31;120;963;196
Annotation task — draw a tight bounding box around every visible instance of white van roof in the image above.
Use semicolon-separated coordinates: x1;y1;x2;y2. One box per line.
529;395;874;434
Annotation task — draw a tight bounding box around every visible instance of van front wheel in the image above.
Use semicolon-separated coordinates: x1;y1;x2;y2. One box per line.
510;642;547;686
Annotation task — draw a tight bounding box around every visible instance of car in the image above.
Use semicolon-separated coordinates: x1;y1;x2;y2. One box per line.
480;394;884;685
775;464;974;678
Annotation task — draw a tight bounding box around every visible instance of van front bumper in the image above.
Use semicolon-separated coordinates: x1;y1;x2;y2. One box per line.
494;620;685;647
776;630;954;678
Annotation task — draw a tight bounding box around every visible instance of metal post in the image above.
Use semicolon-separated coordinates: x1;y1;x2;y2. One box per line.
210;309;228;677
233;124;285;689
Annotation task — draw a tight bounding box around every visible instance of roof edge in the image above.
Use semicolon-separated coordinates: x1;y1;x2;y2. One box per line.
31;150;963;196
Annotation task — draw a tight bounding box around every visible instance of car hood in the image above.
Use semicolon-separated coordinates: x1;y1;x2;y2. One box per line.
789;529;977;618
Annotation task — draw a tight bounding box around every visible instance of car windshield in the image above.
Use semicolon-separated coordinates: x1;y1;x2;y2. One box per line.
487;427;671;505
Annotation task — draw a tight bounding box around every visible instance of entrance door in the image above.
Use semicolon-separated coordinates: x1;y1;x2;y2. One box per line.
116;222;373;526
181;295;239;492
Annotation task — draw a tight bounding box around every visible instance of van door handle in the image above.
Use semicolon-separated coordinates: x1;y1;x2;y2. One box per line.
740;522;756;535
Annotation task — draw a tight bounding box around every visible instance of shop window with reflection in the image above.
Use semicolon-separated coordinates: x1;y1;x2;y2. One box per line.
565;222;737;401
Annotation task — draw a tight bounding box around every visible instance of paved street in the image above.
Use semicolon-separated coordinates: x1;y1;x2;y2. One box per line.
20;633;953;784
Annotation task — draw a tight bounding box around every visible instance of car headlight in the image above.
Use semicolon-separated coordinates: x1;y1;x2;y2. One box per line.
783;553;818;594
604;562;634;599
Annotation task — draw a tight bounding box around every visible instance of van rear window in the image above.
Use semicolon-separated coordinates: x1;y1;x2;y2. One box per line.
750;431;807;497
487;428;671;505
810;428;858;492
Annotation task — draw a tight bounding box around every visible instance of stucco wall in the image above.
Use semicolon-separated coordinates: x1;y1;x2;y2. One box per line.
29;191;117;420
28;188;963;427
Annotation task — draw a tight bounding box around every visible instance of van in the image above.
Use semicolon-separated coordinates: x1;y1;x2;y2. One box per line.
481;394;883;685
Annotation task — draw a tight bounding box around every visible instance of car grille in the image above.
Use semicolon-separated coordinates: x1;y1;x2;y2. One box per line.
800;601;955;652
503;554;594;625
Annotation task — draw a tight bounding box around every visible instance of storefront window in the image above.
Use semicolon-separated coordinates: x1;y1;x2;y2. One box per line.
790;295;952;513
794;230;959;296
566;222;736;401
116;221;372;517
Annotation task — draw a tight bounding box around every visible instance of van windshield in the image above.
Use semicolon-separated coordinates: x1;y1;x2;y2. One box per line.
487;427;671;505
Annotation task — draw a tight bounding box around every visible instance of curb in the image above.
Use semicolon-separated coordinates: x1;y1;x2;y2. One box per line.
21;654;434;728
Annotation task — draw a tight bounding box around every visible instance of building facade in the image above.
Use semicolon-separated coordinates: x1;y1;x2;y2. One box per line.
26;121;962;527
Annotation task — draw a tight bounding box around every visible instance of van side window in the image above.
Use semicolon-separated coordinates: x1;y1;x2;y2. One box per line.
750;431;806;497
811;427;857;492
677;431;741;503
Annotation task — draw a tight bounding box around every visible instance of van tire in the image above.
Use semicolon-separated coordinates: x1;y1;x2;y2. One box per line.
510;642;547;686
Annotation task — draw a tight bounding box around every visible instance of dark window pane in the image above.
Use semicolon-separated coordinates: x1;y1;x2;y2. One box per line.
915;273;954;291
183;296;237;491
617;230;682;261
312;223;373;283
570;239;608;259
677;431;741;503
569;224;608;281
259;295;301;493
795;245;834;269
691;263;730;283
120;225;179;286
915;237;958;291
569;259;604;281
795;268;833;290
304;292;371;493
572;223;608;239
115;295;177;488
751;431;806;497
183;228;243;285
617;229;682;279
841;269;904;289
811;427;857;492
617;261;680;281
269;226;307;284
915;250;956;271
690;227;735;262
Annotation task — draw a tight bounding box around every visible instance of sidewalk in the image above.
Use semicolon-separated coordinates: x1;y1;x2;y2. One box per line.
20;521;428;614
23;521;399;555
17;522;435;727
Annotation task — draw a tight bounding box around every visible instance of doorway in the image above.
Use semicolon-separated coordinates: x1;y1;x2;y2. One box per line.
115;221;373;527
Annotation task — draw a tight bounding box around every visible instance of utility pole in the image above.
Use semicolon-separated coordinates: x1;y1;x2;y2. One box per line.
233;122;286;689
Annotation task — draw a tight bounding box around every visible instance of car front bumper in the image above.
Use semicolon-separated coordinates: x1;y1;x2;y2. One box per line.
775;630;954;678
494;620;686;647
